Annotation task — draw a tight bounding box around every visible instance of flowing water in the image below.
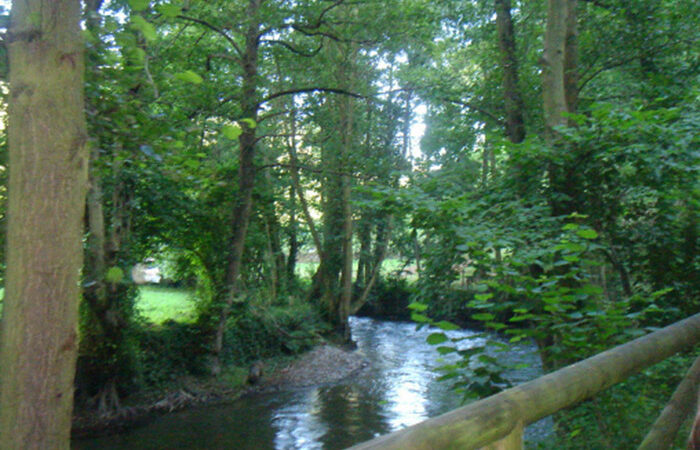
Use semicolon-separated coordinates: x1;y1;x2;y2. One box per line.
73;317;551;449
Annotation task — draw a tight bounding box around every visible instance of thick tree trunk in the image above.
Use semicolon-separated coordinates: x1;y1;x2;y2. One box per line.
543;0;579;218
0;1;88;448
318;139;347;334
542;0;570;144
539;0;580;371
316;29;357;340
495;0;526;144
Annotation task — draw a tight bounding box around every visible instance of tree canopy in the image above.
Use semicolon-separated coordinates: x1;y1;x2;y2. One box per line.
0;0;697;447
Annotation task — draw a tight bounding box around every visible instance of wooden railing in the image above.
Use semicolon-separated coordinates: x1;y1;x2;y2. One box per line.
349;313;700;450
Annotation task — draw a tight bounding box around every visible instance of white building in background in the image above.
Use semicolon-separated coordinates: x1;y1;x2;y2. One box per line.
131;263;162;284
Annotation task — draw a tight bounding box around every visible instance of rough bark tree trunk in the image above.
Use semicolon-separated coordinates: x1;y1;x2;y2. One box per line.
211;0;262;372
315;27;357;341
543;0;580;218
495;0;526;144
539;0;580;371
564;0;579;120
542;0;570;144
0;1;88;447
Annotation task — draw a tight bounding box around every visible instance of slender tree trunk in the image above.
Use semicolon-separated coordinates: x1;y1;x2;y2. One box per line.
0;1;88;447
412;228;422;275
340;167;353;340
212;0;262;372
495;0;526;144
564;0;579;120
338;84;355;338
356;217;372;287
351;218;393;315
82;152;135;413
287;108;323;257
402;92;413;160
286;184;299;283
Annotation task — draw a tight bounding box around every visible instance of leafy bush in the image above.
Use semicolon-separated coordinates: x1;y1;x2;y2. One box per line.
222;295;327;365
533;351;697;449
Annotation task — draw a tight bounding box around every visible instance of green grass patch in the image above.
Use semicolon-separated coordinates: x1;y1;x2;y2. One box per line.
136;286;195;324
295;258;417;281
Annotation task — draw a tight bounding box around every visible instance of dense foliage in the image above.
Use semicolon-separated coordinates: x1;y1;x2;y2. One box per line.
0;0;696;447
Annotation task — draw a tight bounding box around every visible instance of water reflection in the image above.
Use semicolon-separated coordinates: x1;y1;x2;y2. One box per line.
73;316;548;450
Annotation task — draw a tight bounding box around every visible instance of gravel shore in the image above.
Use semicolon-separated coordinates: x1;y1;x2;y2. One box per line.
265;343;368;388
72;343;368;438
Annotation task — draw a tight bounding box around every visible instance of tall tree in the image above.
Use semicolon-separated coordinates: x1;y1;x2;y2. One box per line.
495;0;526;144
210;0;264;374
0;1;88;447
542;0;579;218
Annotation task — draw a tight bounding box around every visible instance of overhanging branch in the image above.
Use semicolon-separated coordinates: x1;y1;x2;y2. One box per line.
261;87;366;105
177;14;243;59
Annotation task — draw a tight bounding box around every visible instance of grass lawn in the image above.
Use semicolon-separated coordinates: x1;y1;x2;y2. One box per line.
296;258;415;280
136;286;195;324
0;286;195;324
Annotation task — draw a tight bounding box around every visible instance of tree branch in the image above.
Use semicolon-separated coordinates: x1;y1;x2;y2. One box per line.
258;162;376;181
261;39;323;57
262;87;366;105
438;97;504;126
176;14;243;59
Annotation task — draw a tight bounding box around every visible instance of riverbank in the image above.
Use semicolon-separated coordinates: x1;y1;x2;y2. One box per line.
71;343;368;439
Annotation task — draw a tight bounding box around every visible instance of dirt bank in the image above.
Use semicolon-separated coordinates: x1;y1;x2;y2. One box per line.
72;343;368;439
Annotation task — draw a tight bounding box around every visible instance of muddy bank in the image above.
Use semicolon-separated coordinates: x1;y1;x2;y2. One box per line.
72;343;367;438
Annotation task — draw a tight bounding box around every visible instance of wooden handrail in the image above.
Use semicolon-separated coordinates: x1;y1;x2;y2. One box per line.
349;313;700;450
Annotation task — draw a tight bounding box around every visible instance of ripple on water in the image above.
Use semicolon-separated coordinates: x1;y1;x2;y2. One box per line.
73;316;551;450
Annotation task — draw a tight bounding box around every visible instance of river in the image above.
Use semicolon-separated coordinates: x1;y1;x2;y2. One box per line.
73;316;551;449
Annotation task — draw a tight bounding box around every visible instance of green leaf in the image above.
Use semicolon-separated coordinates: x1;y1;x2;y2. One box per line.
174;70;203;84
576;229;598;239
560;242;586;252
156;3;182;17
411;312;430;323
436;346;457;355
474;293;494;301
426;332;448;345
472;313;495;322
130;46;146;65
222;123;243;140
106;266;124;284
183;159;199;170
240;118;257;129
407;302;428;312
509;314;534;322
131;15;157;41
435;320;459;331
128;0;150;11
